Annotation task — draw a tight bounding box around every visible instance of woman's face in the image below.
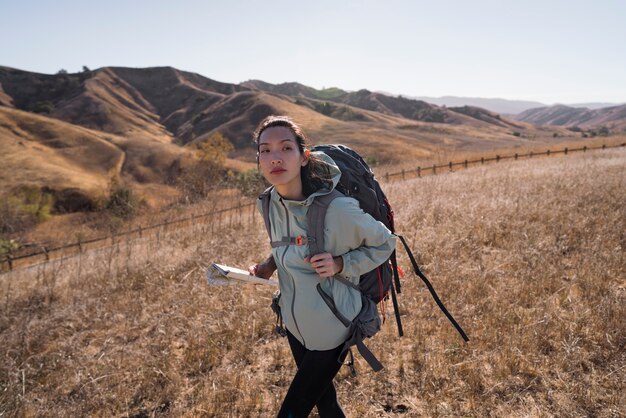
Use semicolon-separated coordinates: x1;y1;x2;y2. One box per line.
257;126;308;200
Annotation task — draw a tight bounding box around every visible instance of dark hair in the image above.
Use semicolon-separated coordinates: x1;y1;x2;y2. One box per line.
253;115;333;197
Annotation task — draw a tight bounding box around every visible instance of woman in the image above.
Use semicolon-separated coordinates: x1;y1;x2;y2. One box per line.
249;116;396;418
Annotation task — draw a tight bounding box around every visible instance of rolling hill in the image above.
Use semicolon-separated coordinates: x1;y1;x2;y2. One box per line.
0;65;595;214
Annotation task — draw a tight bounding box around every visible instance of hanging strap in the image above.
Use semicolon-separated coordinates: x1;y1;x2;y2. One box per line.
397;235;469;342
389;250;404;337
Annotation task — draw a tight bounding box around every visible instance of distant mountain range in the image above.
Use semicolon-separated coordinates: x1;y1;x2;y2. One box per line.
380;94;622;115
512;104;626;130
0;65;622;211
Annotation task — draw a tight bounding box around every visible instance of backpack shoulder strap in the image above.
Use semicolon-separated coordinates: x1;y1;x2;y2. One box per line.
306;189;343;256
259;187;273;240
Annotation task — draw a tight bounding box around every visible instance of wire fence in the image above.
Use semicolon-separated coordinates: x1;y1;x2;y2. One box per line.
1;142;624;273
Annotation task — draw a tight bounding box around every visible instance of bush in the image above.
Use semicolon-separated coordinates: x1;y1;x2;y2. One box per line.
177;132;234;201
31;101;55;114
0;187;55;234
0;238;19;258
105;185;143;219
364;155;379;167
230;169;268;196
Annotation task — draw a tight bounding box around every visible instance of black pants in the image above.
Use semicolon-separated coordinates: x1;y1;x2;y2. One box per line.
277;331;348;418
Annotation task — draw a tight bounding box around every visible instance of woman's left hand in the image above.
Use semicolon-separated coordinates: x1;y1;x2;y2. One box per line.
305;253;343;278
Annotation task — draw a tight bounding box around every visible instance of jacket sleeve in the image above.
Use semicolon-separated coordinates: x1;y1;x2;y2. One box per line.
324;197;396;280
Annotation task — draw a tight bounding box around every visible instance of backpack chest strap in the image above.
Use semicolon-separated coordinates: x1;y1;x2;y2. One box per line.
270;235;316;248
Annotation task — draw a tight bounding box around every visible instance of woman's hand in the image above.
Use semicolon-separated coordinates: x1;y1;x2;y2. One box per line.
305;253;343;278
248;255;277;279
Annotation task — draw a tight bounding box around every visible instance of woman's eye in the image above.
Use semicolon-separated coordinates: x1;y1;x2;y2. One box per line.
260;149;269;153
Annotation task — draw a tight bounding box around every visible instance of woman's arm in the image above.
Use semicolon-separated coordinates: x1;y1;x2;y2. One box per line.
248;254;277;279
325;197;396;279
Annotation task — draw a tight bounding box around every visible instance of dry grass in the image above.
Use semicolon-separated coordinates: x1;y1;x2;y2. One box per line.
1;148;624;417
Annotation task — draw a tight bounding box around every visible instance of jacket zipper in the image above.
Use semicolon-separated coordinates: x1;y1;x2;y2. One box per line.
279;199;306;347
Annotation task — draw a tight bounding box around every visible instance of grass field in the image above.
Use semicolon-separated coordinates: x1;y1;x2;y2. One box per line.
1;147;624;417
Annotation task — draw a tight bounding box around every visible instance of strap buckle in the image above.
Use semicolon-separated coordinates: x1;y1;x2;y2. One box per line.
295;235;305;246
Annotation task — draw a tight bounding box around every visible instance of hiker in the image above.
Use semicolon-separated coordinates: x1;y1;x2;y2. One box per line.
248;115;396;418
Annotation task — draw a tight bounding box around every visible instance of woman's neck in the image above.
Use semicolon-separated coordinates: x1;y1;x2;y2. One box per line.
275;183;305;201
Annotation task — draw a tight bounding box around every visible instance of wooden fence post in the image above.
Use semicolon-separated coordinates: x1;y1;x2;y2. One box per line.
547;150;551;156
481;157;484;164
432;164;437;174
564;148;568;155
464;160;468;168
530;151;533;158
496;155;500;162
514;153;518;160
402;169;405;180
449;161;453;170
602;144;606;150
417;167;421;177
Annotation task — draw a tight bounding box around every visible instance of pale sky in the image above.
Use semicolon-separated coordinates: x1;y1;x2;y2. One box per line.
2;0;625;104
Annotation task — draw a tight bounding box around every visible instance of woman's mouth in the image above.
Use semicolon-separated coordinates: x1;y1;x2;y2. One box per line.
270;168;287;174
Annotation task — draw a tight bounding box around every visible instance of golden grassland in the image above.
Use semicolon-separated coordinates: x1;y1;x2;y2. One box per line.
1;148;624;417
14;136;626;252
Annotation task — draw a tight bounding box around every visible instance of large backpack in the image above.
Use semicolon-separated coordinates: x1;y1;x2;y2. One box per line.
259;144;468;373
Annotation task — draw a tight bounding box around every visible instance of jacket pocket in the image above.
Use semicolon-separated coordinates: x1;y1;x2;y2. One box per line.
316;283;351;328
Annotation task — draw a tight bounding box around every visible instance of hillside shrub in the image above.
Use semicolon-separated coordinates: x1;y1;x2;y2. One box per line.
0;187;55;234
0;238;19;258
177;132;234;201
31;101;55;114
230;169;268;196
364;155;379;167
105;185;144;219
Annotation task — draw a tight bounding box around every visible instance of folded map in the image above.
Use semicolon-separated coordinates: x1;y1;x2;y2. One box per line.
206;263;278;287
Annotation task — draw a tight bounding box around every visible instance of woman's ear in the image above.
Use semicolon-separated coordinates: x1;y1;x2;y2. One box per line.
302;149;311;166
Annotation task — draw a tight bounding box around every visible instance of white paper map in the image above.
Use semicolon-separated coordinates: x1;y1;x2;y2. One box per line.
206;263;278;287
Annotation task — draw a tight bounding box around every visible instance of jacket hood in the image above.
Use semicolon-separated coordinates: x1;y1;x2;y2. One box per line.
270;151;341;207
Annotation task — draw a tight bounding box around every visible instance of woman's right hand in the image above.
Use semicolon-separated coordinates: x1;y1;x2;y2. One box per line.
248;255;277;279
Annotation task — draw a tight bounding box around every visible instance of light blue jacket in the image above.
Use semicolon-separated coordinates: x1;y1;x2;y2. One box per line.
258;152;396;350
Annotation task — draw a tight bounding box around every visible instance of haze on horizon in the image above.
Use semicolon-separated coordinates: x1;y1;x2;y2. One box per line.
2;0;625;105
